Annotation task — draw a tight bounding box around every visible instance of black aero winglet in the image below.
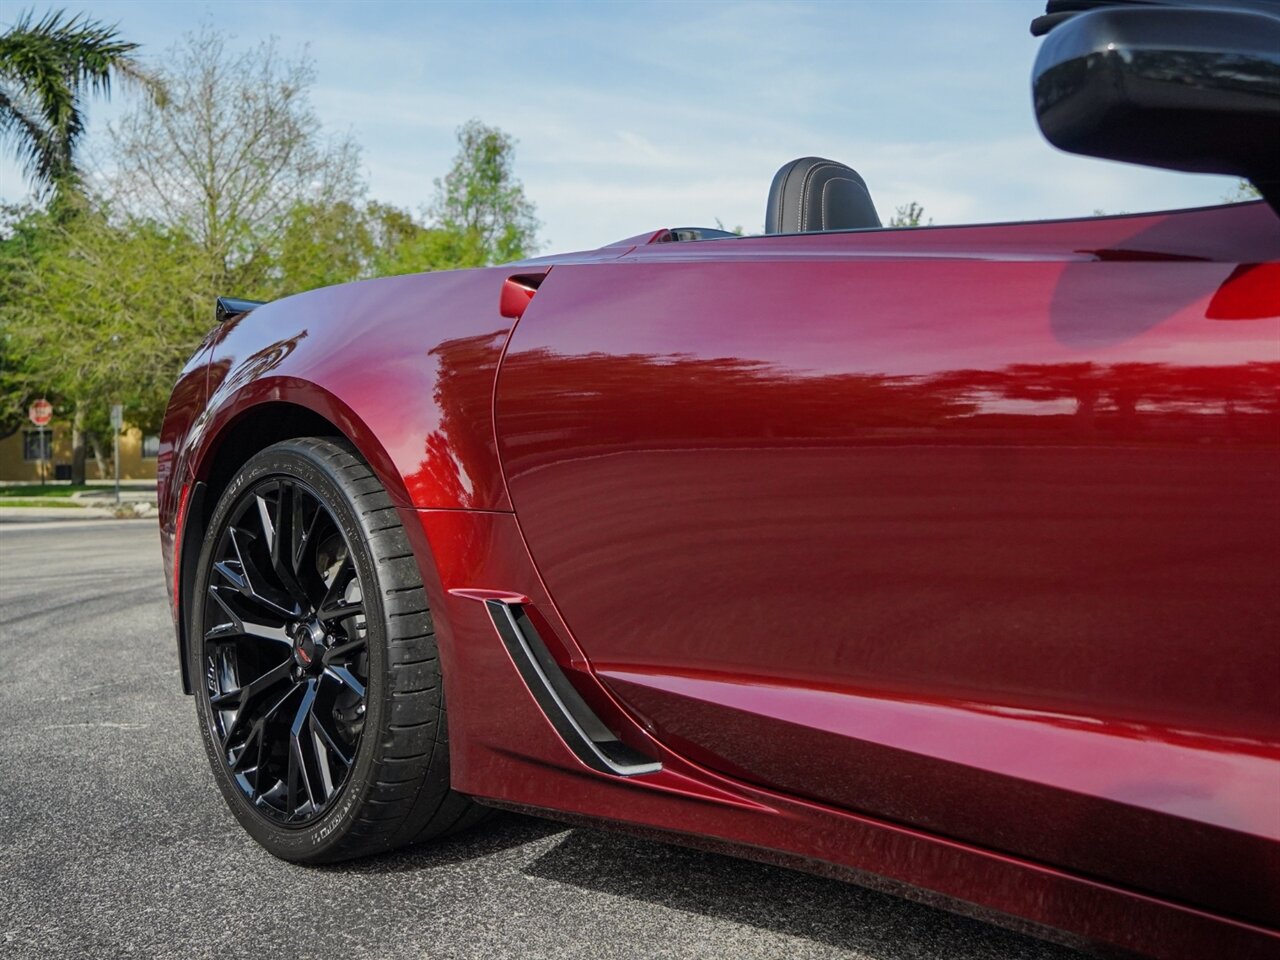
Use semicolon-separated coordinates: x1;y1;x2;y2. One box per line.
215;296;266;323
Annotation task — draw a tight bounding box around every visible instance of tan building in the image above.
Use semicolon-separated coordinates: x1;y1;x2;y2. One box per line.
0;420;158;482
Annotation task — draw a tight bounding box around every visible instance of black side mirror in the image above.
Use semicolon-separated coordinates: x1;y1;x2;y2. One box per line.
1032;4;1280;211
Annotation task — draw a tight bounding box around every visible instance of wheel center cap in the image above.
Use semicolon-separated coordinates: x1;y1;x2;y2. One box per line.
290;619;327;672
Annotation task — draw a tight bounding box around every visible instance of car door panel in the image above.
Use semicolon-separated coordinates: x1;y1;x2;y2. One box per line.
493;205;1280;922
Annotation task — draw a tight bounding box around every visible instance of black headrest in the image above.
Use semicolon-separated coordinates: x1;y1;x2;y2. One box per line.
765;157;881;234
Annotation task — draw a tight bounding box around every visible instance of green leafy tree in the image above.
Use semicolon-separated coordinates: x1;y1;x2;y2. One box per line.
427;119;540;267
3;21;543;481
277;200;375;293
364;201;431;277
0;202;53;439
888;201;930;228
2;201;208;478
6;24;359;481
0;8;164;205
1225;179;1262;202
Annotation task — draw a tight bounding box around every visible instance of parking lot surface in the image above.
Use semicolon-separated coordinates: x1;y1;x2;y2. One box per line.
0;521;1086;960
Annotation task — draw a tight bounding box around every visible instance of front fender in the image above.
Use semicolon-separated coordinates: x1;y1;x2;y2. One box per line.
162;265;532;695
198;266;527;511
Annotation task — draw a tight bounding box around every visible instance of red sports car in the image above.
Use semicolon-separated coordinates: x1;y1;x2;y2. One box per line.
158;4;1280;958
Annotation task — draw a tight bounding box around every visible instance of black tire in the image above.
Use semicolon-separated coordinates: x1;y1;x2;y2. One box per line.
189;436;480;863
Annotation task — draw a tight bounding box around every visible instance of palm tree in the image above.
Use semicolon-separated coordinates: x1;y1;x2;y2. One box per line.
0;8;164;203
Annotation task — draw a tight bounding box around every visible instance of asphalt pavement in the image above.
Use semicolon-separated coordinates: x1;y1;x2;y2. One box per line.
0;521;1087;960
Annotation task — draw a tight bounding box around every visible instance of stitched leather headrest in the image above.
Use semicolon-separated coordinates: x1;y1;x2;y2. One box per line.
765;157;881;234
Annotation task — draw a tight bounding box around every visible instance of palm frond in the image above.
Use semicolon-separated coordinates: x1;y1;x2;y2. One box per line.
0;83;56;194
0;7;167;197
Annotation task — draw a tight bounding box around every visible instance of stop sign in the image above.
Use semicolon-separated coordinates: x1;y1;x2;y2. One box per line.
28;399;53;426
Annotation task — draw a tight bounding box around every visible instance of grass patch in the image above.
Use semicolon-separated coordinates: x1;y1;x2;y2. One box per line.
0;484;94;498
0;498;87;509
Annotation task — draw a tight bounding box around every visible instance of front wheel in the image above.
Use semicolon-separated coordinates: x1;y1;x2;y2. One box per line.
189;437;481;862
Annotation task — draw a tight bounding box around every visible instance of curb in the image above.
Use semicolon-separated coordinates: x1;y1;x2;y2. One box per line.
0;506;128;523
0;517;155;532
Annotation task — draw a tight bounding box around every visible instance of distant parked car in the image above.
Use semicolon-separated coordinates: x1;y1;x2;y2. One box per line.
158;3;1280;958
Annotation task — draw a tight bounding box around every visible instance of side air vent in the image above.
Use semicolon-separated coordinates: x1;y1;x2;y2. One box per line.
483;600;661;777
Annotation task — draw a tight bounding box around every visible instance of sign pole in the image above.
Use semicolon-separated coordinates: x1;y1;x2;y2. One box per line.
110;403;123;504
28;399;54;487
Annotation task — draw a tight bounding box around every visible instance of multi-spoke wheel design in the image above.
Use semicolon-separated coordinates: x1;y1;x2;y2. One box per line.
202;477;368;824
190;438;482;862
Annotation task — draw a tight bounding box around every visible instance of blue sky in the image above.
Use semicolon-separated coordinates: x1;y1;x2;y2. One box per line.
0;0;1241;253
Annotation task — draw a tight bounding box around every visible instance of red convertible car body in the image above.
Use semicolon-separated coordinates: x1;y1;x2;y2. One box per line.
158;4;1280;958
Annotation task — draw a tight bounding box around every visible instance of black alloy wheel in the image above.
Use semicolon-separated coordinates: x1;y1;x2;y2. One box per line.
201;474;368;824
190;437;484;862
